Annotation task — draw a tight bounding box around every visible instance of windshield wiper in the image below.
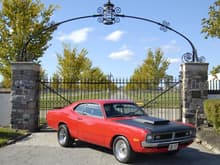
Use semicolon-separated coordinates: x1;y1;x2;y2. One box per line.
111;114;125;117
126;110;145;116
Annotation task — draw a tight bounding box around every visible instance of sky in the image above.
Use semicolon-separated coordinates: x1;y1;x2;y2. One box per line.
25;0;220;78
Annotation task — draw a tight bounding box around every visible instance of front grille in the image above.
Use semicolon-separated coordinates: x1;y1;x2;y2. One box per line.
153;130;190;142
175;131;189;138
154;133;172;141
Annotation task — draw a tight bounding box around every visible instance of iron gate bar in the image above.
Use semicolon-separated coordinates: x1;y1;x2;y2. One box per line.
40;81;72;105
143;80;181;108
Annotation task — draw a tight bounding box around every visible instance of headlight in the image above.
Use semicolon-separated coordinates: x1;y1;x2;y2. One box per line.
189;129;196;137
146;134;153;142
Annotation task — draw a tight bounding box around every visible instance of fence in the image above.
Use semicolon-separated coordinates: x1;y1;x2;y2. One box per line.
2;78;218;125
40;78;181;121
208;79;220;99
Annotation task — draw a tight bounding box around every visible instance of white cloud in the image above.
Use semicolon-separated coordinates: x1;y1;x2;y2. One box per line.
105;30;124;42
161;40;181;53
168;58;181;64
57;27;93;43
109;49;134;61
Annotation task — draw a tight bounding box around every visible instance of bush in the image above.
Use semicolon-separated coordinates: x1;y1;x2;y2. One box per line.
204;99;220;132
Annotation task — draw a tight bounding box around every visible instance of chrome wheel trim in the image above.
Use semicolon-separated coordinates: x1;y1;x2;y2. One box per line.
115;139;128;160
58;127;67;145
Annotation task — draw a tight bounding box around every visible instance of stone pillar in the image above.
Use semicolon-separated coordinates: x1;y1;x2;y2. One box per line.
180;63;209;125
11;62;40;131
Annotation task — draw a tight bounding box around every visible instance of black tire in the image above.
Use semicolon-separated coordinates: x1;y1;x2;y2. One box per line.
113;136;135;163
57;124;74;147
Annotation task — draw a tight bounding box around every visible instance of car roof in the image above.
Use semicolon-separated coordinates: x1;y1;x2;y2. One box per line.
75;99;134;105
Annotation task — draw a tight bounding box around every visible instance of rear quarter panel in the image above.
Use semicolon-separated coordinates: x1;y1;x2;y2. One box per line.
46;109;65;130
46;105;80;139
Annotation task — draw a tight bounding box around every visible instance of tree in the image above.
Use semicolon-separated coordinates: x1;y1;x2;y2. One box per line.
0;0;57;87
51;73;60;90
80;67;110;90
55;45;109;89
40;68;48;80
80;67;107;81
128;49;170;90
210;65;220;79
56;45;90;81
131;48;169;80
201;0;220;39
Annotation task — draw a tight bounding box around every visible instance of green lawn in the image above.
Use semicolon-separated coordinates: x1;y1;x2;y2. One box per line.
0;127;27;147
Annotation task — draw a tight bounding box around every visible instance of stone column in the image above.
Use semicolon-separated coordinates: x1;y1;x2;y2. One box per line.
180;63;209;125
11;62;40;131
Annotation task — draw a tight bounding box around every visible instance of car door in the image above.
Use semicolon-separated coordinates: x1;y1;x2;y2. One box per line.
75;103;107;146
68;103;87;139
72;103;90;140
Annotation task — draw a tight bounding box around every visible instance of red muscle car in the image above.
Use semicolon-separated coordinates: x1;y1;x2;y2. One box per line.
46;99;196;163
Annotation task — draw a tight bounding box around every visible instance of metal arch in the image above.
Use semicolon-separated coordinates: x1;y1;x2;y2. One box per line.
116;14;199;63
20;0;201;63
96;0;200;63
20;14;102;61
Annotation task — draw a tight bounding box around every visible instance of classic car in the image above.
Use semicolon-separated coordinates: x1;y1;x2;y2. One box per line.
46;99;196;163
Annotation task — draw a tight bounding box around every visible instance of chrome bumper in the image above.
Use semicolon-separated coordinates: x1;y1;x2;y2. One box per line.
141;137;195;148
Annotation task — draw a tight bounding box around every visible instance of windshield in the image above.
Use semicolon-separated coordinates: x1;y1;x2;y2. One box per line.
104;103;145;118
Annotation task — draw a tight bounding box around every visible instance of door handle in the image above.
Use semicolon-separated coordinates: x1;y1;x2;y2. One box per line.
77;117;83;120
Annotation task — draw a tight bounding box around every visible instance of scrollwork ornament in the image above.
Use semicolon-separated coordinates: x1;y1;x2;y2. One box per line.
182;52;193;63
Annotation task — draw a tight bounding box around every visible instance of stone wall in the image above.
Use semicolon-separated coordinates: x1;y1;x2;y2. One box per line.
11;62;40;131
0;89;11;127
180;63;209;125
208;94;220;99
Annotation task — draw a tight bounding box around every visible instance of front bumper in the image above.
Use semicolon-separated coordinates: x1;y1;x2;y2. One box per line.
141;137;195;148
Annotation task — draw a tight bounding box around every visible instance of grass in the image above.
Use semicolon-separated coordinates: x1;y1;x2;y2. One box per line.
0;127;27;147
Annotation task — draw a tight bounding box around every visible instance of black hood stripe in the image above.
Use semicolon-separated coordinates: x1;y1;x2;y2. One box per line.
116;116;192;132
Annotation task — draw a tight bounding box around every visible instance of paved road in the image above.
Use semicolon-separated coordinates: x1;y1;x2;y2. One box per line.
0;131;220;165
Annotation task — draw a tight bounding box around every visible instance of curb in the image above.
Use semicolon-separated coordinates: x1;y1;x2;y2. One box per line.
6;133;32;145
195;137;220;154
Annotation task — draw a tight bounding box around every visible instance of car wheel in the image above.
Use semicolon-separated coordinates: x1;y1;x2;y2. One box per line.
58;124;74;147
113;136;135;163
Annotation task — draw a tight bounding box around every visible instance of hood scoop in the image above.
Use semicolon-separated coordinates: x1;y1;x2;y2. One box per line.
134;117;170;125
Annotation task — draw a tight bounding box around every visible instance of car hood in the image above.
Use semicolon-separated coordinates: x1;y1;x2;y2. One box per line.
115;116;193;133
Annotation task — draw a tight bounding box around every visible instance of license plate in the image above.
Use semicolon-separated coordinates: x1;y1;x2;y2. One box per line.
168;143;178;151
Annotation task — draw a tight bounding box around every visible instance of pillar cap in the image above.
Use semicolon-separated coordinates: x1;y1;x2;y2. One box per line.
11;62;40;71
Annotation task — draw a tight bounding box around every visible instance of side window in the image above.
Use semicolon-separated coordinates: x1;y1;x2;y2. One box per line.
86;103;103;118
74;104;86;114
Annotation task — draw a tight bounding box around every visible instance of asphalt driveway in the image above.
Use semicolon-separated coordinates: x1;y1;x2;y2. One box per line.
0;131;220;165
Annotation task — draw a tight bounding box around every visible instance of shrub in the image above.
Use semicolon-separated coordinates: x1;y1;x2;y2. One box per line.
204;99;220;132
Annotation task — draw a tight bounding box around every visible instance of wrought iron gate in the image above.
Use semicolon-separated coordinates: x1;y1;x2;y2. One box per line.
40;78;181;123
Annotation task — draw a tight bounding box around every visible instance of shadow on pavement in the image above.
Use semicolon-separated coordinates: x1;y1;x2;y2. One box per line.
70;140;220;165
133;148;220;165
38;129;220;165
